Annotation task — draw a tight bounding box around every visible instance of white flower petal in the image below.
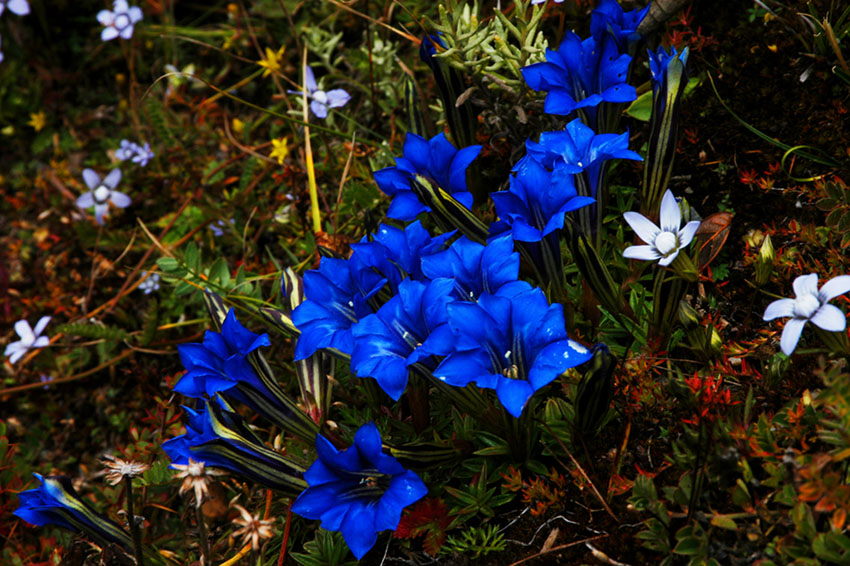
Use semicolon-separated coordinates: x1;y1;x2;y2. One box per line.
97;9;114;25
32;336;50;348
128;6;143;23
94;203;109;225
82;169;101;190
8;345;27;365
9;0;30;15
101;26;120;41
658;189;681;233
113;0;130;12
103;168;122;189
76;192;94;209
819;275;850;302
14;320;34;344
793;273;819;299
33;316;51;336
5;342;25;358
109;191;132;208
657;249;680;266
763;298;795;321
623;245;660;261
810;304;847;332
780;317;807;356
678;220;701;248
623;211;660;244
119;25;135;39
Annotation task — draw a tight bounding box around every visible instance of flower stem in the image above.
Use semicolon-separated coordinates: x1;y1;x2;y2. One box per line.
124;476;145;566
196;502;211;565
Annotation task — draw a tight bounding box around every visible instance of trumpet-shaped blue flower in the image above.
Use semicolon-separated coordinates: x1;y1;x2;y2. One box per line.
649;45;689;94
163;399;307;494
15;474;133;550
351;278;456;400
420;234;530;300
77;168;131;225
622;189;700;266
435;286;592;417
373;132;481;221
491;156;594;243
525;118;642;199
293;222;450;360
521;32;636;117
175;308;270;399
763;273;850;355
292;422;427;559
590;0;650;54
97;0;142;41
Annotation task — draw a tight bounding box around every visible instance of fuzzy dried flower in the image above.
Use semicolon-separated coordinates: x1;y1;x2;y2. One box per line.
171;458;225;507
101;455;150;486
231;504;274;551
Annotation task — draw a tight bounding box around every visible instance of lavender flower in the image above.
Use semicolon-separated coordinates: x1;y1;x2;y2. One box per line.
5;316;50;364
77;168;131;225
115;140;154;167
138;272;160;294
290;65;350;119
97;0;142;42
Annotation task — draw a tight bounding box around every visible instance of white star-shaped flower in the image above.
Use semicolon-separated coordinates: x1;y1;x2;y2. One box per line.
77;168;131;225
763;273;850;355
97;0;143;42
5;316;50;364
622;189;700;266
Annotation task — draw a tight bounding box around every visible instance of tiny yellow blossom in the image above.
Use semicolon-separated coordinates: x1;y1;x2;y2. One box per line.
270;138;289;164
28;112;47;132
232;118;245;135
257;46;285;77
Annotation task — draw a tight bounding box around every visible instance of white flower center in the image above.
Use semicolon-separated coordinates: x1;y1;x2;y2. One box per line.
312;90;328;104
114;14;130;30
94;185;112;203
793;294;820;319
654;231;679;256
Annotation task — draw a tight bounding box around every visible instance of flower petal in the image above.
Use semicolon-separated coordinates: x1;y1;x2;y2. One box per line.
780;317;807;356
9;0;30;15
109;191;132;208
793;273;819;299
76;192;94;209
33;316;51;336
810;304;847;332
97;9;114;26
82;169;101;190
310;99;328;119
678;220;701;248
763;298;795;321
304;65;317;93
623;211;660;244
819;275;850;302
103;168;122;189
658;190;681;233
101;26;120;41
324;89;350;108
623;244;660;261
14;320;35;344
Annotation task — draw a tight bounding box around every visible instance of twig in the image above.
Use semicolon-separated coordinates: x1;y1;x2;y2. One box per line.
506;534;608;566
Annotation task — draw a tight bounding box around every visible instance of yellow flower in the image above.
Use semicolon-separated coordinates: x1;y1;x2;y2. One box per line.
270;138;289;164
257;46;285;77
28;112;47;132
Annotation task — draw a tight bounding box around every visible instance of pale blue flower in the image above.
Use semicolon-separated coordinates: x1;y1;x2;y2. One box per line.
139;272;160;294
97;0;142;41
5;316;50;364
115;140;154;167
764;273;850;355
77;168;131;225
290;65;350;119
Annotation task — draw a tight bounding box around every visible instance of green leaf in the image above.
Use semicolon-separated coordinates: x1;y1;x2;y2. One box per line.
710;513;738;530
625;90;653;121
673;536;702;556
156;257;181;272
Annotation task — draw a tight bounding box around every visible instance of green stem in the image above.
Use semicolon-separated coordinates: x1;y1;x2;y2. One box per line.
124;476;145;566
196;502;211;565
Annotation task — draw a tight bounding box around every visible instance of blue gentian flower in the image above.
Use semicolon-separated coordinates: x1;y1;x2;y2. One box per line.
290;65;350;119
77;168;131;225
649;44;689;94
351;278;456;400
14;474;133;550
97;0;143;41
420;234;530;300
175;308;270;398
590;0;650;54
490;156;595;243
163;399;307;494
521;32;636;117
5;316;50;364
373;132;481;221
525;118;642;199
435;286;592;418
292;422;428;559
0;0;30;16
293;222;450;360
